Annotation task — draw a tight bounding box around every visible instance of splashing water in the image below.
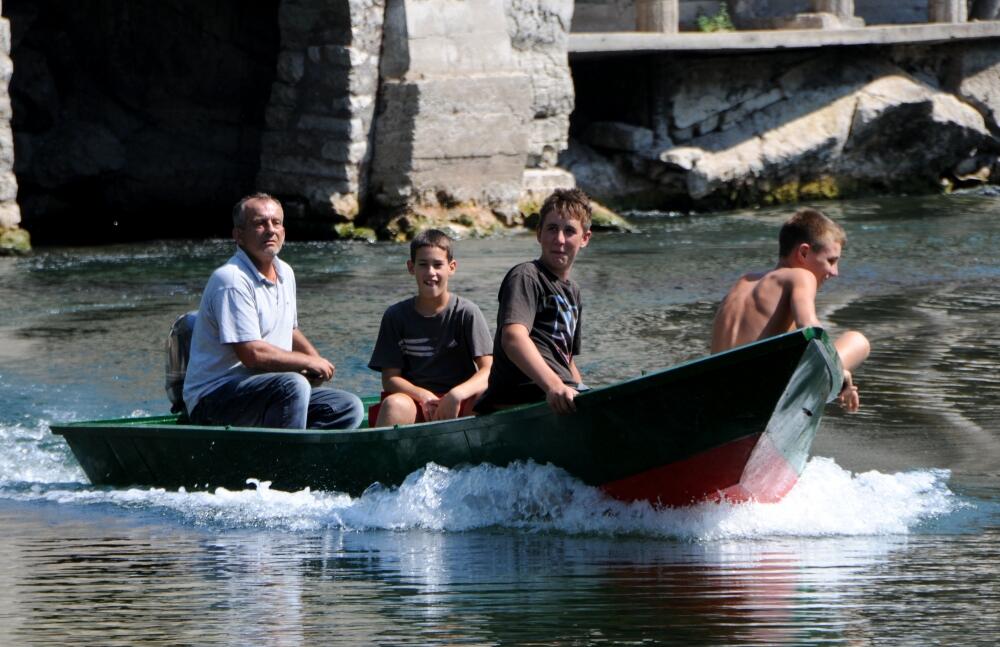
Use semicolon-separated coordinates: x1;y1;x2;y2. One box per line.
0;436;961;540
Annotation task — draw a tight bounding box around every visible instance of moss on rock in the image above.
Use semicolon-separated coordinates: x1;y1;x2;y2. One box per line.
333;223;377;243
0;227;31;255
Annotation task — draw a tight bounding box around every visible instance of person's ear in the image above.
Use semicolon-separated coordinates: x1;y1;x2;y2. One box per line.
406;259;415;275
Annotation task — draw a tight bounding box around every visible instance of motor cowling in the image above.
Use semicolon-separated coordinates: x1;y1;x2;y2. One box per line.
165;311;197;414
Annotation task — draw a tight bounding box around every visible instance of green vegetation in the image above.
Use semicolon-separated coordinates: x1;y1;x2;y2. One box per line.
0;227;31;255
697;2;735;33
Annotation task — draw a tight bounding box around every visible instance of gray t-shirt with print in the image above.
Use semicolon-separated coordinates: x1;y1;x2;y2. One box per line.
480;260;582;407
368;295;493;393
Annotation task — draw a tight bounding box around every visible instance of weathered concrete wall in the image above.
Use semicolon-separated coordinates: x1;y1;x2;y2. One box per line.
257;0;385;231
0;1;26;254
367;0;533;237
504;0;574;169
566;42;1000;210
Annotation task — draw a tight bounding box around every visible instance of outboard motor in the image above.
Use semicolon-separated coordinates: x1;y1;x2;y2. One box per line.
165;311;198;415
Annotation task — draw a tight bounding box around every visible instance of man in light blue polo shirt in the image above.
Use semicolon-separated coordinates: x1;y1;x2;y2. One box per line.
183;193;363;429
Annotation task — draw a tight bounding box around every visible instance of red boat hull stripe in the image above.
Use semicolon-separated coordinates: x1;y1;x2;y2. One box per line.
600;432;800;507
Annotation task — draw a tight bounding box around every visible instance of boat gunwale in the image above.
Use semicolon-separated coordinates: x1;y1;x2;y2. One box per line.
50;327;832;444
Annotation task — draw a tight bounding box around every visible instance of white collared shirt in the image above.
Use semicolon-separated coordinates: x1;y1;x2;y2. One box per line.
182;247;297;413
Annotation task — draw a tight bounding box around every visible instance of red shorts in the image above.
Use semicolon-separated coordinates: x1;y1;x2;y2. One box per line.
367;392;476;427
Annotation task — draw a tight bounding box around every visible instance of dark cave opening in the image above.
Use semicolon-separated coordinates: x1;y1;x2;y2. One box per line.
4;0;280;244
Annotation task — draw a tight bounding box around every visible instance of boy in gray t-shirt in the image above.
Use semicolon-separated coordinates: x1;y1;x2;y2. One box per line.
476;188;593;415
368;230;493;426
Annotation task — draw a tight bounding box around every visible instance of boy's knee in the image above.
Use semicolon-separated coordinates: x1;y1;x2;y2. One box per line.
378;393;418;425
836;330;871;370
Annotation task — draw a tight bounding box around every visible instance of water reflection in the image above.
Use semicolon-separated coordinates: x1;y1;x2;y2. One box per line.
2;194;1000;643
7;499;998;645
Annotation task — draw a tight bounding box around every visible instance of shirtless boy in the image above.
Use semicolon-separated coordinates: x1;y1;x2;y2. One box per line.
476;188;592;415
368;229;493;426
710;207;870;411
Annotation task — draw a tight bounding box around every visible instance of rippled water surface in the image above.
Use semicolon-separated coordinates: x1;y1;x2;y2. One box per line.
1;194;999;645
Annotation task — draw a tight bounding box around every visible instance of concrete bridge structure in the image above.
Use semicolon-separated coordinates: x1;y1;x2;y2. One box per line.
1;1;999;251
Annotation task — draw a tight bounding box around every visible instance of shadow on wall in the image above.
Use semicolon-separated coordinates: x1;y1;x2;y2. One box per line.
4;0;279;244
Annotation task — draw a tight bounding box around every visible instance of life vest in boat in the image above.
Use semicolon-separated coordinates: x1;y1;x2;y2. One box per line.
165;311;198;414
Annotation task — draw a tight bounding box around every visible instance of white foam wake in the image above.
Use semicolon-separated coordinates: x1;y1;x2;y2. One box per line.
0;455;962;540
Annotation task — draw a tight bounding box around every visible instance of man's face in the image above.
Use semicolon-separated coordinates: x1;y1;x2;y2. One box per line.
801;240;841;287
536;211;591;278
407;245;455;300
234;198;285;267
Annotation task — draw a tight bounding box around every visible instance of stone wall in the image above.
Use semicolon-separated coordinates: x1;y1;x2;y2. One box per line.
257;0;385;233
367;0;533;237
0;1;26;254
504;0;574;169
566;43;1000;210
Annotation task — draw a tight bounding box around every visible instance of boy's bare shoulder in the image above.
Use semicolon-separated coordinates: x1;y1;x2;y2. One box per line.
758;266;817;288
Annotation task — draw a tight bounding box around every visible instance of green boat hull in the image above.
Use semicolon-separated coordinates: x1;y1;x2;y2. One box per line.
51;328;842;506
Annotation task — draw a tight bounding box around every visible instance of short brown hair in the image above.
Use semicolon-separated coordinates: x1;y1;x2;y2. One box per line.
232;193;281;228
778;207;846;257
537;188;592;232
410;228;454;262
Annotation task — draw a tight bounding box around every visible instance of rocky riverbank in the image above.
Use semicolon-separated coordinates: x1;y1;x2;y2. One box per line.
565;42;1000;212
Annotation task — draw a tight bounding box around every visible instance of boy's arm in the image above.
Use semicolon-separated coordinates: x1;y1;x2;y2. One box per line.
569;358;583;385
502;323;578;414
787;272;822;329
433;355;493;420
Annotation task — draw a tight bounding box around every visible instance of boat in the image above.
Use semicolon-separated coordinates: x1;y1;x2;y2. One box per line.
50;327;843;507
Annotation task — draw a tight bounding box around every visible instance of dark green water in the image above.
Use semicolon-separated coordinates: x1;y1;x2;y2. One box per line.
1;194;998;644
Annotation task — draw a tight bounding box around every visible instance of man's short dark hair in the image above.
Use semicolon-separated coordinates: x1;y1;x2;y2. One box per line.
538;188;592;232
410;229;454;262
779;207;846;257
232;193;281;228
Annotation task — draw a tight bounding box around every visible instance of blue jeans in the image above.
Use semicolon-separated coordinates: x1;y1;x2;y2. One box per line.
190;372;364;430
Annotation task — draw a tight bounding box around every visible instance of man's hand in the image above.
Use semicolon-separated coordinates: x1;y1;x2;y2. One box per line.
546;383;578;415
303;356;335;382
837;369;860;413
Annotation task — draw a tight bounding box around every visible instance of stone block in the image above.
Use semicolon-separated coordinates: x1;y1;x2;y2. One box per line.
258;154;354;183
382;0;516;78
929;0;967;22
276;52;305;84
0;200;20;228
951;45;1000;133
582;121;655;153
636;0;679;33
258;170;354;200
0;171;16;201
773;12;865;29
812;0;854;19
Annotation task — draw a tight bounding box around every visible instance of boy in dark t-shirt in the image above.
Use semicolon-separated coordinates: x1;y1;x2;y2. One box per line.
476;188;593;415
368;230;493;426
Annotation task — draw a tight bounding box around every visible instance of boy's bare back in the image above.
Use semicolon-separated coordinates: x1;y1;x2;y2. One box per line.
710;267;820;354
